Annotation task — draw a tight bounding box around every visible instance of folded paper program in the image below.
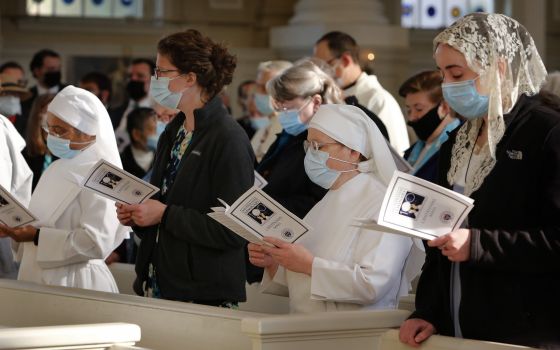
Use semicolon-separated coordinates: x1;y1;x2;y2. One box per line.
354;171;474;240
208;187;311;245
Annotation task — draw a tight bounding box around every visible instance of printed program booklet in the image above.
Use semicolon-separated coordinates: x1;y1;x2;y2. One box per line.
0;185;37;227
208;186;311;245
82;159;159;204
354;171;474;240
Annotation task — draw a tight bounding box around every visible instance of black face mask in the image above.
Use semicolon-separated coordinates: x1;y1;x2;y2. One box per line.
126;80;147;101
43;71;61;88
407;104;442;141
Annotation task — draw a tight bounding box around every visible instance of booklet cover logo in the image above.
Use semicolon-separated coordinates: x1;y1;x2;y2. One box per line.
399;192;425;219
248;203;274;225
100;172;123;190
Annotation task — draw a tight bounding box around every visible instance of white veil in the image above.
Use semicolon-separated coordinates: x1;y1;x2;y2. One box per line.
309;104;397;186
47;85;122;167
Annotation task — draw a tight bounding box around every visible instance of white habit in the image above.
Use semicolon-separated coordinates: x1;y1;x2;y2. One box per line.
344;72;410;154
16;86;128;292
261;104;422;313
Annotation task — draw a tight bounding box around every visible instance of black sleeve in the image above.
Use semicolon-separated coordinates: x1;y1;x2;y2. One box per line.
469;122;560;273
162;133;255;250
408;245;448;333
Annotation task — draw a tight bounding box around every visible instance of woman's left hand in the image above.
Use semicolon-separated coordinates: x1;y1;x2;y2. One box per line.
261;237;314;275
427;228;471;262
0;224;37;242
127;199;167;227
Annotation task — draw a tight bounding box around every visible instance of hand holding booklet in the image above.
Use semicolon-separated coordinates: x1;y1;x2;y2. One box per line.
354;171;474;240
208;187;311;246
82;159;159;204
0;185;37;228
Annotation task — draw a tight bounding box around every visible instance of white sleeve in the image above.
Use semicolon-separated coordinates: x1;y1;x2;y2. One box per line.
36;190;126;269
259;265;289;297
309;232;412;305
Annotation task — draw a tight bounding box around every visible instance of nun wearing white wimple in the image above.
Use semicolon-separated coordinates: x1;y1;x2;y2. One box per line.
249;104;423;313
0;86;128;292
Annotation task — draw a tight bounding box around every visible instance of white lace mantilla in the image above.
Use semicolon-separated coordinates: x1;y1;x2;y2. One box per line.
434;13;547;195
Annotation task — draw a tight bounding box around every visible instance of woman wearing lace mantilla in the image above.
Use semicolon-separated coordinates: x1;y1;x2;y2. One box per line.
399;13;560;348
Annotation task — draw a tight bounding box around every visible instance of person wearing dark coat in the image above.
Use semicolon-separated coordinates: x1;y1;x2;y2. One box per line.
398;70;460;184
246;59;346;283
116;30;254;307
399;13;560;349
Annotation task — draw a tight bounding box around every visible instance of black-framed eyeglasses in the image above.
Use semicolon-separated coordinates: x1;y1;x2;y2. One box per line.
303;140;339;152
154;67;181;80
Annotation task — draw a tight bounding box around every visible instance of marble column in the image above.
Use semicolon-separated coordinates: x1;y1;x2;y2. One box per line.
269;0;410;96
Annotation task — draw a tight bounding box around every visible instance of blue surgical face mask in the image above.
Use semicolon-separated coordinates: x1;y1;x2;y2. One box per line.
442;77;489;119
278;98;312;136
304;147;358;189
156;120;167;136
147;120;166;151
149;76;185;110
254;93;275;116
0;95;21;116
147;134;159;151
46;134;93;159
250;116;270;130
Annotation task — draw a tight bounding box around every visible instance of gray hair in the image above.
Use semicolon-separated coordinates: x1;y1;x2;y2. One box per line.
257;60;293;75
266;58;343;104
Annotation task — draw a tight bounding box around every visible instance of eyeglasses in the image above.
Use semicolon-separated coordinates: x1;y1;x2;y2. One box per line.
303;140;339;152
42;123;70;138
154;67;181;80
274;97;312;113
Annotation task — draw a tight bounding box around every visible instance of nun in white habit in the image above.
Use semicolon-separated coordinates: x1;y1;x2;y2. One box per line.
0;86;128;292
0;114;32;279
249;104;422;313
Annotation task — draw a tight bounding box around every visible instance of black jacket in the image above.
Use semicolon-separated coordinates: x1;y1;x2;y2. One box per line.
411;94;560;348
403;143;440;184
133;97;255;303
120;145;149;180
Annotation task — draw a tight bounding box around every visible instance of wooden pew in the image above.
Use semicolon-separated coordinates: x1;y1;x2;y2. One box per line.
378;330;538;350
109;262;291;314
0;322;144;349
0;279;412;350
242;310;409;350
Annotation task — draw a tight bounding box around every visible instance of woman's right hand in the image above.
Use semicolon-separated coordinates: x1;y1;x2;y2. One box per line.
399;318;436;347
248;243;276;268
115;202;135;226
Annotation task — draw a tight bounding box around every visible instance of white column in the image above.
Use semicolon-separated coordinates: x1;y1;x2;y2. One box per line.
288;0;388;25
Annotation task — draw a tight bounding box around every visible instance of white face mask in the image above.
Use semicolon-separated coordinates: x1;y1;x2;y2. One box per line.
0;95;21;116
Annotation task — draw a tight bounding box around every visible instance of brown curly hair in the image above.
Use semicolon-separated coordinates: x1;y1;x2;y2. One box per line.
157;29;237;101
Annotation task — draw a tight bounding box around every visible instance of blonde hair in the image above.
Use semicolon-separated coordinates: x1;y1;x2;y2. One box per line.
266;58;343;104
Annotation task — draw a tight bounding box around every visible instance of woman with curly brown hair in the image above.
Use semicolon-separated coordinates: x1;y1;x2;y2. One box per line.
116;29;254;307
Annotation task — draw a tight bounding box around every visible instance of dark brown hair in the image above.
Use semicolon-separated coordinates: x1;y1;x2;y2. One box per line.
26;93;55;157
157;29;236;100
398;70;443;104
316;31;360;64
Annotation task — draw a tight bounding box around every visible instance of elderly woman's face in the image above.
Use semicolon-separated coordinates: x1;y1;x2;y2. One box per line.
45;112;95;150
307;128;361;172
435;44;483;93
